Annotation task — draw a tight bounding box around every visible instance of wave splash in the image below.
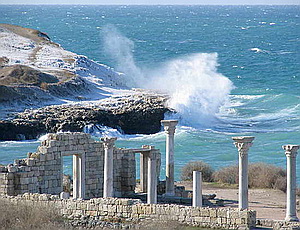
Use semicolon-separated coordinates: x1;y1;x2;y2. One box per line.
102;25;233;127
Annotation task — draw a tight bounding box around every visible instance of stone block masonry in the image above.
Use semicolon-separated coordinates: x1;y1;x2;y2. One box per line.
1;193;257;230
0;132;136;198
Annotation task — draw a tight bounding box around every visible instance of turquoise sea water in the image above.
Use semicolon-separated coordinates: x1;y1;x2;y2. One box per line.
0;5;299;182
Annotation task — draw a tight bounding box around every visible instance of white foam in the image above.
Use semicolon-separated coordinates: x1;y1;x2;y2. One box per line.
249;48;270;54
102;25;234;128
37;134;50;142
231;95;265;100
147;53;233;127
83;124;125;138
250;48;263;53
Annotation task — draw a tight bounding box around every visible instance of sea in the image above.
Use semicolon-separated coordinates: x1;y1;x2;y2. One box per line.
0;5;299;183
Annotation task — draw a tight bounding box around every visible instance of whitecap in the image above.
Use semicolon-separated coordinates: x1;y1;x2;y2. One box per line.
250;48;263;53
231;95;265;100
249;48;270;53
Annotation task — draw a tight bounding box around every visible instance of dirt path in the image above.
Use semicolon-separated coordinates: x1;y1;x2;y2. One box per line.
204;187;287;220
177;181;299;221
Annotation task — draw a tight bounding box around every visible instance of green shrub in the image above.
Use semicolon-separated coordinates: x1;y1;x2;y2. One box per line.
180;161;214;182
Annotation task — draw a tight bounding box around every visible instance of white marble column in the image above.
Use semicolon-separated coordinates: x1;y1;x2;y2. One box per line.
140;152;148;193
283;145;299;222
233;136;254;210
161;120;178;196
147;150;157;204
73;154;85;199
193;171;203;207
102;137;117;198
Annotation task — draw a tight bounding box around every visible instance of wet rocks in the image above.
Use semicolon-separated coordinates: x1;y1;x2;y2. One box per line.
0;93;170;141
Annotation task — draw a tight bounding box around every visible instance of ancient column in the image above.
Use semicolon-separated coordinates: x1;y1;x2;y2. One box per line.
147;150;157;204
139;145;151;193
161;120;178;196
232;136;254;210
140;152;148;192
73;154;80;199
102;137;117;198
193;171;203;207
73;154;85;199
283;145;299;222
60;192;70;199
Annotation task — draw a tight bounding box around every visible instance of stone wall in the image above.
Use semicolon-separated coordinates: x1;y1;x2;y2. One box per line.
0;171;14;195
0;132;137;198
0;193;257;230
256;218;300;230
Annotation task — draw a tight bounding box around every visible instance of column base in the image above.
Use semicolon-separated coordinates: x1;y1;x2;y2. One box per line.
285;216;299;222
164;192;175;197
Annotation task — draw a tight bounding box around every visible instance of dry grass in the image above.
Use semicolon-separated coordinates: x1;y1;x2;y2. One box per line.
135;220;204;230
0;199;205;230
212;162;287;192
248;162;287;192
212;165;239;185
0;199;66;230
181;161;214;182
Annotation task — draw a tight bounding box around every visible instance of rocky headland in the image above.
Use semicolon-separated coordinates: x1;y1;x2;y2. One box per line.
0;92;169;140
0;24;171;140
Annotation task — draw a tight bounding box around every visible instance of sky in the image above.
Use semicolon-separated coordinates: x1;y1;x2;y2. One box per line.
0;0;299;5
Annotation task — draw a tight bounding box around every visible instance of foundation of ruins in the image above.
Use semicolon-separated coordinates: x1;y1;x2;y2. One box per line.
0;128;299;229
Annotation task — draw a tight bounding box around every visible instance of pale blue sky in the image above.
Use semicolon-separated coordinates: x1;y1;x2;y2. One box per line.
0;0;299;5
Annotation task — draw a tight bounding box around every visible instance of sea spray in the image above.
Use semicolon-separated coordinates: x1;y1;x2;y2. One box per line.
147;53;234;126
102;25;234;127
102;24;145;87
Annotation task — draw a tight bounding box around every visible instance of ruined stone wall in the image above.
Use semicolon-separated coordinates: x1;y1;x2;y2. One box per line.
0;171;14;195
0;140;63;195
0;132;137;198
0;193;257;230
256;218;300;230
113;148;136;197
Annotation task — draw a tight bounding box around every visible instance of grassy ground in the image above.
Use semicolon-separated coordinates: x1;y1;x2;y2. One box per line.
0;198;215;230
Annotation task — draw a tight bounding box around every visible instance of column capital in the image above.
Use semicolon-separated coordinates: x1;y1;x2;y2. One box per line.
142;145;155;150
283;145;299;158
161;120;178;135
232;136;254;156
101;137;117;149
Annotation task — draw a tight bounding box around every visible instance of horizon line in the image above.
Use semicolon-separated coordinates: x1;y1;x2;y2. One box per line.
0;4;299;6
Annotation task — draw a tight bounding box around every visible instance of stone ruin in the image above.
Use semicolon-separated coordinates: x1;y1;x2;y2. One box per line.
0;120;299;229
0;130;258;229
0;132;160;199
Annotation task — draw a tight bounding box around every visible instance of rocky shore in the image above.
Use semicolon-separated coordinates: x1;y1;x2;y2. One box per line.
0;24;173;140
0;92;170;141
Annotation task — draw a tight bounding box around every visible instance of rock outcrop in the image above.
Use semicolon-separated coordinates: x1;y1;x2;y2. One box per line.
0;93;170;141
0;24;172;140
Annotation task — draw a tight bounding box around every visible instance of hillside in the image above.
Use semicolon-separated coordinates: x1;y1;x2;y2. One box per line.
0;24;170;140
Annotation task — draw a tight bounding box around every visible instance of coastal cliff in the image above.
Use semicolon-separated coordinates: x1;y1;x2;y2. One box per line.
0;24;170;140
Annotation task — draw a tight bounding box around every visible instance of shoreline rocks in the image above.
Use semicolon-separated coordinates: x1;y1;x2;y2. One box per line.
0;24;173;140
0;93;171;141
